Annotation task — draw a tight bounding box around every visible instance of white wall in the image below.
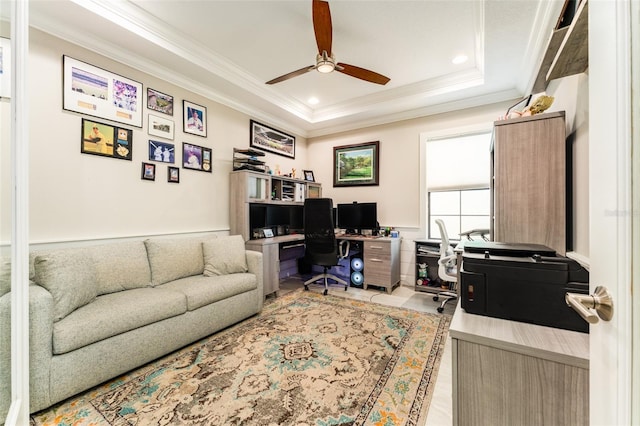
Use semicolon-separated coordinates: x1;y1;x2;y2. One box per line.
0;29;308;245
545;73;590;258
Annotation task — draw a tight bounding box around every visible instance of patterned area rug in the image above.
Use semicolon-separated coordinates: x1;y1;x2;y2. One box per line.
31;290;450;425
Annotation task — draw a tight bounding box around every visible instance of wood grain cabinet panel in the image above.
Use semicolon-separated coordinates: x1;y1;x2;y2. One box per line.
492;111;567;254
363;239;400;293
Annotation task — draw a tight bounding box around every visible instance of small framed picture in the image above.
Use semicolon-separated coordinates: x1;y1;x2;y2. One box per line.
81;118;132;160
141;162;156;181
303;170;315;182
183;100;207;137
182;142;212;172
148;114;174;140
147;88;174;115
168;166;180;183
263;228;274;238
148;140;175;164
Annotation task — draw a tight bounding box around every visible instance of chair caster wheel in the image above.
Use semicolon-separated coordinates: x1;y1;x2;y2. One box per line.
437;307;444;313
304;286;309;291
433;296;439;302
344;286;348;291
323;289;328;296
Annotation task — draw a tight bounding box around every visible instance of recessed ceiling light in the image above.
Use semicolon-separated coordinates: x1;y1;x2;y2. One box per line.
308;97;319;105
452;54;468;65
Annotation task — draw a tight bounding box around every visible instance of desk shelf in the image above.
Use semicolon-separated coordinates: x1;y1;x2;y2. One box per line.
414;240;457;312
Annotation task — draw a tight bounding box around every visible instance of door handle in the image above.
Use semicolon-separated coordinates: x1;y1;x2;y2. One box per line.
565;286;614;324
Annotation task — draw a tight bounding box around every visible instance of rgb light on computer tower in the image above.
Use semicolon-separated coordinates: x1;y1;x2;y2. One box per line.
351;271;364;285
350;257;364;272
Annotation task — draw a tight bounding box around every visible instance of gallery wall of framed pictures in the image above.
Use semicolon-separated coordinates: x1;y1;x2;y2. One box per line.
67;55;216;184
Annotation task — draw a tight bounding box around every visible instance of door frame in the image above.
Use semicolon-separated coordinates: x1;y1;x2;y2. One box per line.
588;0;633;424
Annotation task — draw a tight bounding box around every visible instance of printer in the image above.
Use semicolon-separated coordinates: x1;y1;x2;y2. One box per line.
460;241;589;333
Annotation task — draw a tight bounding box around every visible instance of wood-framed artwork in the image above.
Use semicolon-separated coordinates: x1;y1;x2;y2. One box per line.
183;100;207;137
148;113;174;140
303;170;315;182
141;162;156;181
250;119;295;159
63;56;143;127
333;141;380;187
81;118;133;160
0;37;11;99
148;140;175;163
182;142;212;172
146;88;173;115
168;166;180;183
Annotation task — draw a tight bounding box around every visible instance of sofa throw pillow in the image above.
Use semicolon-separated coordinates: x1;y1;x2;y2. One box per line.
88;241;152;295
33;250;98;322
0;256;10;297
144;237;206;286
203;235;248;276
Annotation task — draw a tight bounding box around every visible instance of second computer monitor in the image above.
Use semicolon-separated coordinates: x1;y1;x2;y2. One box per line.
336;202;377;235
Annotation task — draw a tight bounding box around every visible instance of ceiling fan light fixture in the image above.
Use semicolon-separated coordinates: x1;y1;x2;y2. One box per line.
316;52;335;73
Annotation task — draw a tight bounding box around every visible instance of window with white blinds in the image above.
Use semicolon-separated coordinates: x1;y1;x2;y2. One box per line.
426;132;492;240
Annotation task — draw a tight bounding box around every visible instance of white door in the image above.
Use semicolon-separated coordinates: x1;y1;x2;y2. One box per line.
588;1;635;424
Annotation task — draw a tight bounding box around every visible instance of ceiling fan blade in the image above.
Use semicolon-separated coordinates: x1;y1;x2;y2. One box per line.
336;63;390;85
266;65;316;85
313;0;332;56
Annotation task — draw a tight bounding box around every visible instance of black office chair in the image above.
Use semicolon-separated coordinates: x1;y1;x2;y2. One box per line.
303;198;350;295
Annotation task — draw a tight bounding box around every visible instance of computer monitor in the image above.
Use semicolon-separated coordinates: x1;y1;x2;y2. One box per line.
336;202;378;234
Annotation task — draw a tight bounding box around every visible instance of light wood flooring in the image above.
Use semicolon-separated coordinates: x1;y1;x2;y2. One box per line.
277;277;455;426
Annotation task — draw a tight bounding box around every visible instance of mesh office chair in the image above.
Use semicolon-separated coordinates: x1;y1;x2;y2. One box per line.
303;198;350;295
434;219;458;313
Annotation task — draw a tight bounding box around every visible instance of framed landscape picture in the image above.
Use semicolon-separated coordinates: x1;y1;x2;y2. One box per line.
64;56;143;127
148;114;174;140
250;120;295;159
333;141;380;187
147;88;173;115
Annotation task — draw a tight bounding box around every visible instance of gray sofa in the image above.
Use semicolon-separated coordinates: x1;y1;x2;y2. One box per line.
0;234;263;421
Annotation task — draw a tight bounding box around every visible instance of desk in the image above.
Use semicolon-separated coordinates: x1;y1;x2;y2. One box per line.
245;235;304;297
245;234;401;297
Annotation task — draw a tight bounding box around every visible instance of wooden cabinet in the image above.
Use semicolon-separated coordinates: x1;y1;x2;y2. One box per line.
362;238;401;293
449;303;589;426
491;111;567;254
230;170;321;242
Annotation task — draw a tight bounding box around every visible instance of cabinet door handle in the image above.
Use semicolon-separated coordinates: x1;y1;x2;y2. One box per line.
370;258;383;263
369;246;384;250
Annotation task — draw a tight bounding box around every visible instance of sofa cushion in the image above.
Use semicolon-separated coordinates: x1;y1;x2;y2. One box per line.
52;287;187;354
34;249;98;322
145;237;208;286
0;256;9;297
87;241;152;295
157;273;257;311
203;235;248;276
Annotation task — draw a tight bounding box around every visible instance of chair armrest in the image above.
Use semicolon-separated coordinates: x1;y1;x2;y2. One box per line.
438;254;457;266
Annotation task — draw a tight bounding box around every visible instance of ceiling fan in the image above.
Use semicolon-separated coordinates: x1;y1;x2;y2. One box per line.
266;0;390;86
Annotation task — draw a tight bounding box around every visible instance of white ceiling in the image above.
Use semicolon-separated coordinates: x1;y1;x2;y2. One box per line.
23;0;563;137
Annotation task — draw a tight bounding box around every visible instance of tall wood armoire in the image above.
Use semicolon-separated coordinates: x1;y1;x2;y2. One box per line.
491;111;567;255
